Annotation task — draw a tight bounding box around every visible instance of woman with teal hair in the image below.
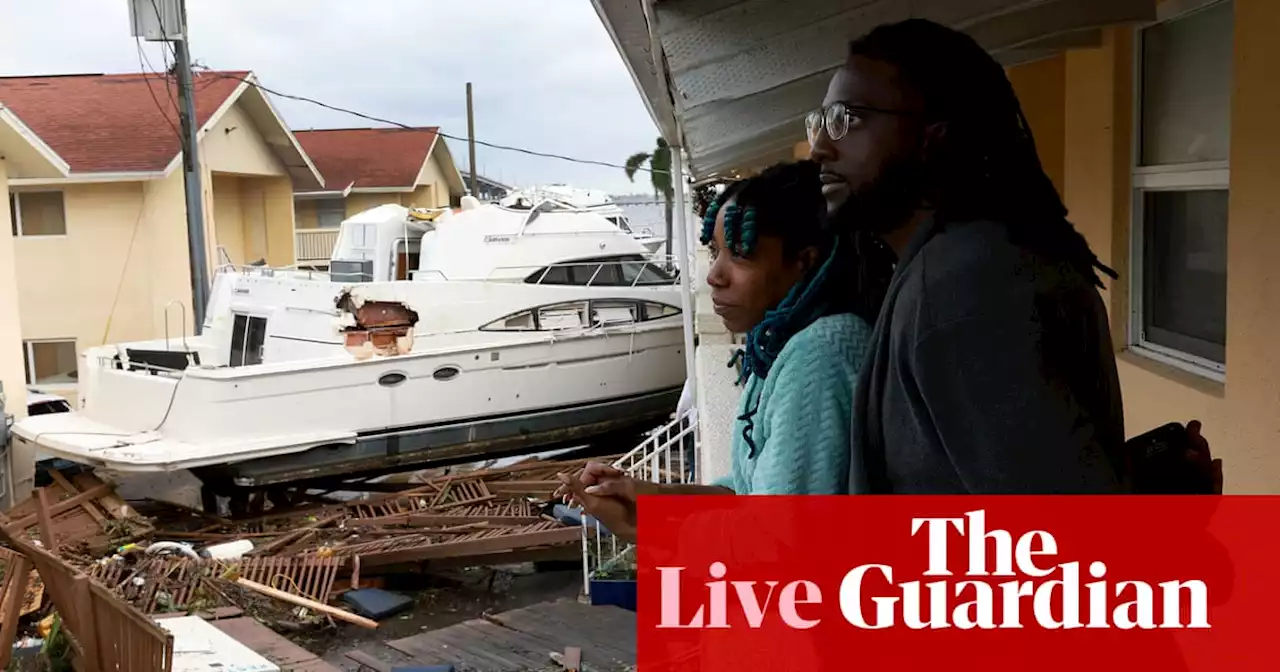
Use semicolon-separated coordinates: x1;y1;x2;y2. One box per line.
555;160;891;542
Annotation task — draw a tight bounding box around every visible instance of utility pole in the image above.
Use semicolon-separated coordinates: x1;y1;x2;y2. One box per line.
129;0;209;334
466;82;478;196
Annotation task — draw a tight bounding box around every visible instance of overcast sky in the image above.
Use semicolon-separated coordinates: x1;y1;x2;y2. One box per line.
0;0;662;195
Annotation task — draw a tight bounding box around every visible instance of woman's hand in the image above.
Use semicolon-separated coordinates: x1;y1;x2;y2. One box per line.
555;470;637;544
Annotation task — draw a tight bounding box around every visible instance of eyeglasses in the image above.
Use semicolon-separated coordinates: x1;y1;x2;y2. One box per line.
805;101;915;144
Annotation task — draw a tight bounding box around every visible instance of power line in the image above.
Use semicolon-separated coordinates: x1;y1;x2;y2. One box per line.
192;67;672;176
135;39;182;141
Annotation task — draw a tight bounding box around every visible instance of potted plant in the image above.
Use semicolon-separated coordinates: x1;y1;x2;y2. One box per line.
589;548;637;611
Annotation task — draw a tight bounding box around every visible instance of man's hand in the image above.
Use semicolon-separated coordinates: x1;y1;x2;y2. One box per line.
1186;420;1224;494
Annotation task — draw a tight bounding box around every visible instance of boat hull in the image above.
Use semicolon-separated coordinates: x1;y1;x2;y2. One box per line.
196;386;681;488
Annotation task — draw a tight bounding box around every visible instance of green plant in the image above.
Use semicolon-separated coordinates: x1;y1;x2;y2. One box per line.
39;614;73;672
624;138;674;257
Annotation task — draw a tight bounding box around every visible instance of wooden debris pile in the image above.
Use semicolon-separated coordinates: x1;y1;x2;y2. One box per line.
0;453;608;623
0;472;152;554
164;455;613;571
0;451;611;661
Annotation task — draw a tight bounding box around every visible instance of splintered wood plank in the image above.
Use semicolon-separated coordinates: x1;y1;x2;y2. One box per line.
20;571;43;617
47;470;109;524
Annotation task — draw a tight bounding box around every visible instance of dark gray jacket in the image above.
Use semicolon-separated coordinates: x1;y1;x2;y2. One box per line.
850;216;1125;493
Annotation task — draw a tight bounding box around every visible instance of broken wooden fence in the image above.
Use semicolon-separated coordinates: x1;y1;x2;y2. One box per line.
0;509;174;672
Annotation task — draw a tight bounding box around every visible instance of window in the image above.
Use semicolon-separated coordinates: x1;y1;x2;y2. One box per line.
229;314;268;367
524;255;676;286
481;300;681;332
642;302;681;321
590;300;639;327
537;302;589;330
23;340;78;386
1132;0;1232;375
28;398;72;416
316;198;345;228
9;191;67;236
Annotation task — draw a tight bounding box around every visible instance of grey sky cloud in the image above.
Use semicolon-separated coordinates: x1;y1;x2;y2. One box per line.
0;0;662;194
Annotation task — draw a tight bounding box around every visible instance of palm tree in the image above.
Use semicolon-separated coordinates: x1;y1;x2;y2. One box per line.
624;137;674;258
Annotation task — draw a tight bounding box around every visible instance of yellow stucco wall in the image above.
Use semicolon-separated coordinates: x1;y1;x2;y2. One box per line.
203;104;287;177
1007;55;1066;195
10;98;299;403
415;151;454;208
345;192;401;218
1009;0;1280;492
295;199;319;230
213;175;247;265
0;160;28;418
14;173;191;401
210;174;294;267
261;177;295;268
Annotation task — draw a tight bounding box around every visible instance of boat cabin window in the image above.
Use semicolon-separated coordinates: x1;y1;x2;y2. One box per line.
590;300;639;327
607;216;634;234
537;302;590;330
481;299;681;332
642;302;681;320
524;255;675;287
230;314;268;367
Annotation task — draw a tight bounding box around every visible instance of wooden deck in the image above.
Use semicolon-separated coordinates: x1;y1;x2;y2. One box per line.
341;598;636;672
156;607;341;672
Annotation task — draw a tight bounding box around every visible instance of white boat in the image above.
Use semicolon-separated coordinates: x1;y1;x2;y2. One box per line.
12;197;687;492
501;184;667;254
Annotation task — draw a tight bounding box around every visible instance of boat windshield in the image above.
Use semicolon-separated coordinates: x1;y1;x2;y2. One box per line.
525;254;676;286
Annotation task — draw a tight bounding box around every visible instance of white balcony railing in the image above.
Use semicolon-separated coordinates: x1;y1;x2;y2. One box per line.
579;406;699;596
295;228;340;264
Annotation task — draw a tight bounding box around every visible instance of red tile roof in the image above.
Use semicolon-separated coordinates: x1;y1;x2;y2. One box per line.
0;71;248;173
293;127;439;191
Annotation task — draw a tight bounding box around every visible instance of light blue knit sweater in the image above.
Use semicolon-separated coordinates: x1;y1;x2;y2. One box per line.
714;313;871;495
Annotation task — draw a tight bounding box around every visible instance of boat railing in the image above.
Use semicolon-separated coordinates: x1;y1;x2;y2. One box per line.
95;355;187;378
213;263;331;282
579;406;699;596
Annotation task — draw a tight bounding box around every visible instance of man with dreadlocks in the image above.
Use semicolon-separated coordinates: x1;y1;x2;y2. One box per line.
811;18;1216;493
556;160;878;542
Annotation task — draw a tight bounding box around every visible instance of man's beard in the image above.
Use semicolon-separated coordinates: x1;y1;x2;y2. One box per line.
827;154;928;236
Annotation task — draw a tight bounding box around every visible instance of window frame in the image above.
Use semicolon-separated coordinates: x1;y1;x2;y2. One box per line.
9;190;68;238
229;313;269;367
480;299;682;333
523;254;677;287
1127;0;1232;382
22;338;79;388
315;198;346;229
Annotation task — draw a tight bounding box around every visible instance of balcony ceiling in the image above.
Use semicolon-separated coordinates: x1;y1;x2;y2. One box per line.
592;0;1156;180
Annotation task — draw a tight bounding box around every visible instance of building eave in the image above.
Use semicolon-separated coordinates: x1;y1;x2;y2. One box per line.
349;186;415;194
295;181;355;199
425;134;467;195
8;171;166;187
594;0;1157;179
0;106;72;179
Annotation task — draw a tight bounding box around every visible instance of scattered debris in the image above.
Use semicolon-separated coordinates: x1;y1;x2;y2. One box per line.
342;588;415;621
0;472;152;554
0;452;618;670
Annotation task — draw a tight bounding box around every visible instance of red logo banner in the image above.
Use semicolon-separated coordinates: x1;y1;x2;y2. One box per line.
636;496;1275;671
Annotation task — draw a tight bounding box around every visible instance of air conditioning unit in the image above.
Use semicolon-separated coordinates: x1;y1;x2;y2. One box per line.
330;260;374;283
128;0;184;41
